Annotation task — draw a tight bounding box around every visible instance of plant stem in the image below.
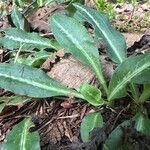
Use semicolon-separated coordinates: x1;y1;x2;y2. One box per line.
70;90;85;99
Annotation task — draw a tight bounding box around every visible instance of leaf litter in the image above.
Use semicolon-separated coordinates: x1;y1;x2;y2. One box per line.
25;2;65;33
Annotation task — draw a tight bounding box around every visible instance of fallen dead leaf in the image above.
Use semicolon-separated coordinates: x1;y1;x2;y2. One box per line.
26;2;65;33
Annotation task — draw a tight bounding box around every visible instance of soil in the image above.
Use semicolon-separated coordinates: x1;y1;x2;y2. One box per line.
0;1;150;150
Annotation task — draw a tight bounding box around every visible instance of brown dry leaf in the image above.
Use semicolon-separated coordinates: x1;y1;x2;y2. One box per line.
85;0;96;8
63;121;73;142
123;32;142;48
0;16;10;30
47;55;95;91
145;28;150;35
0;49;4;62
26;2;65;32
60;101;73;109
115;3;134;14
124;29;150;53
0;88;4;96
41;49;65;71
42;123;59;144
43;54;113;91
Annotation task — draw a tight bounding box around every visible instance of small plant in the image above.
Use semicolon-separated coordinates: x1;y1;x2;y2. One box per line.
0;3;150;149
96;0;116;20
0;1;10;18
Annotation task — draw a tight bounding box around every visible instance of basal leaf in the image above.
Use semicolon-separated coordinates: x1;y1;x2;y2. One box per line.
0;96;30;105
139;84;150;103
0;28;58;50
135;113;150;136
51;14;99;67
104;120;131;150
80;112;103;142
73;3;127;63
80;83;104;106
104;115;147;149
0;63;84;98
17;50;52;67
2;118;40;150
132;63;150;84
11;6;25;30
51;14;108;94
108;52;150;101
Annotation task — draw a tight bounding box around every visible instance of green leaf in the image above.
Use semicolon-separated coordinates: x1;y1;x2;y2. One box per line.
135;113;150;135
80;83;104;106
15;0;24;7
17;50;52;67
132;65;150;84
0;63;84;98
9;96;30;105
139;84;150;103
0;103;6;112
103;120;131;150
0;97;11;112
2;118;40;150
37;0;45;6
0;28;58;50
73;3;127;63
15;0;35;7
108;52;150;101
80;112;103;142
51;14;108;94
0;96;30;105
0;96;30;112
11;7;25;30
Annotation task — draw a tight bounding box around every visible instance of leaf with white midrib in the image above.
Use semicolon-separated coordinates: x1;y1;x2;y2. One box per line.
80;112;103;142
0;28;58;50
108;52;150;101
0;63;82;98
0;72;67;95
73;3;127;64
2;118;40;150
11;6;25;30
51;14;107;92
6;34;50;47
20;120;28;149
51;17;99;73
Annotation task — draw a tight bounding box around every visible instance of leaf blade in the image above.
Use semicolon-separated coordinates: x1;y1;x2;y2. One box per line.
73;3;127;63
139;84;150;103
0;63;81;98
108;52;150;101
135;113;150;135
2;118;40;150
11;6;25;30
0;28;58;50
80;83;104;106
51;14;108;94
104;119;131;150
80;112;103;142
